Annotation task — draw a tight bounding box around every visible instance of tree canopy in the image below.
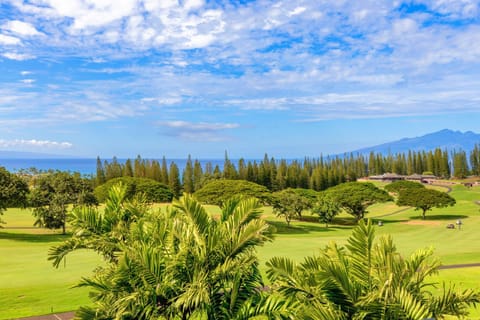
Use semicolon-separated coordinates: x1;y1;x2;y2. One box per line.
397;188;456;219
384;180;425;195
194;179;271;206
312;192;341;227
94;176;173;203
29;171;96;234
324;182;392;221
271;188;314;226
0;167;29;225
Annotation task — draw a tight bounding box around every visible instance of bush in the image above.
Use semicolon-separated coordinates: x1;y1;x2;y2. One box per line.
194;179;272;205
94;177;173;203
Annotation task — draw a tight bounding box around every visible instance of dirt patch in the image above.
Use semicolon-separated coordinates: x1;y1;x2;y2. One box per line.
402;220;441;226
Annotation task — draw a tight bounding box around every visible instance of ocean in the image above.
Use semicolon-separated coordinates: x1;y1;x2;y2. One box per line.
0;158;229;175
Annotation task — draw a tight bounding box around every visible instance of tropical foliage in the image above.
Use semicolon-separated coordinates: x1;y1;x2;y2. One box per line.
266;219;480;319
50;185;293;319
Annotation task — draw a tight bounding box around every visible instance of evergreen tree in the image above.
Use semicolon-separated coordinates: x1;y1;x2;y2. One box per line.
95;156;106;186
160;156;169;185
193;160;203;191
124;159;134;177
182;155;194;194
169;162;182;198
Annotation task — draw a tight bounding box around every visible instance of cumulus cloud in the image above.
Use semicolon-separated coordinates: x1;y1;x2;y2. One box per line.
0;139;73;149
1;20;43;36
158;121;240;141
1;0;480;126
0;34;21;45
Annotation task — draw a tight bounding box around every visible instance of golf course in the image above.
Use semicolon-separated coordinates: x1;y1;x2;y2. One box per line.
1;183;480;319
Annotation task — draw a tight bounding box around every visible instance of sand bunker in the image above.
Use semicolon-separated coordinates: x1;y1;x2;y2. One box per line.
402;220;441;226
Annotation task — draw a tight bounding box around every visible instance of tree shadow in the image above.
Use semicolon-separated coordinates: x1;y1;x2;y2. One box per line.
266;220;335;234
0;231;68;243
408;214;469;221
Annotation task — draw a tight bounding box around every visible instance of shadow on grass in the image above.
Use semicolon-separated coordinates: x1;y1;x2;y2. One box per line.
408;214;469;221
266;219;355;234
0;231;68;243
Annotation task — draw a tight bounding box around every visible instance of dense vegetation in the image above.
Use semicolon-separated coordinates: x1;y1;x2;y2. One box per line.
93;176;173;203
48;187;479;319
95;146;480;197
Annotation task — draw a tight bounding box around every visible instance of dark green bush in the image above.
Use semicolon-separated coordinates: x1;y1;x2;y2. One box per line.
194;179;271;206
95;177;173;203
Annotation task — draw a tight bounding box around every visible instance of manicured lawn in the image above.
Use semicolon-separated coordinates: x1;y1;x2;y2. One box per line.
1;184;479;319
0;209;103;319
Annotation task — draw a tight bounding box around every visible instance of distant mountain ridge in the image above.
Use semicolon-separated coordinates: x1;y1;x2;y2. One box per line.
349;129;480;155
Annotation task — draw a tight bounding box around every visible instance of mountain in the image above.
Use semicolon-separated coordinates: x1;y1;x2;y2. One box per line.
349;129;480;155
0;150;73;159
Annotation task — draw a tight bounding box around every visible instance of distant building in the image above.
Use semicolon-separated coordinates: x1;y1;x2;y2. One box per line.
368;173;438;183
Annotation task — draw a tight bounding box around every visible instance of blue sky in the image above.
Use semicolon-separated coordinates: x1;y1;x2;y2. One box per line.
1;0;480;159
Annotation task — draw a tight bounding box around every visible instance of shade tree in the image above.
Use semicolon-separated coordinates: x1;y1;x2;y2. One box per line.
0;167;29;225
324;182;392;222
397;188;456;220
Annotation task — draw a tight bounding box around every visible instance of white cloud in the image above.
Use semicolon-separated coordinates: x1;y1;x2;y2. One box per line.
20;71;32;76
2;52;35;60
20;79;35;84
0;34;21;45
0;139;73;149
1;20;43;36
159;120;240;141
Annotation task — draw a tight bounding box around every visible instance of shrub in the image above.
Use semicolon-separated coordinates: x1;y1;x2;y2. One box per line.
94;177;173;203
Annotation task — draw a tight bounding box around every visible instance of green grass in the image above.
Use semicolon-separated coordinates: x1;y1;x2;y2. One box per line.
1;185;480;319
0;209;103;319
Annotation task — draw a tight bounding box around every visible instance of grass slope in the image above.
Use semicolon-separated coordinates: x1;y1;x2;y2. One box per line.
0;184;479;319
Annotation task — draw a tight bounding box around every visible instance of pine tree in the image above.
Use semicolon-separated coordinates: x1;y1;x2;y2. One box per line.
169;162;181;198
95;156;106;186
182;155;194;194
124;159;134;177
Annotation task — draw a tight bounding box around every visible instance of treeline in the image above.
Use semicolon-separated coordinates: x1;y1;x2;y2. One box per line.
96;145;480;194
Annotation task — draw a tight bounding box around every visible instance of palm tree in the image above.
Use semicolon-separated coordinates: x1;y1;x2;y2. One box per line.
51;188;292;319
266;220;480;319
49;183;147;267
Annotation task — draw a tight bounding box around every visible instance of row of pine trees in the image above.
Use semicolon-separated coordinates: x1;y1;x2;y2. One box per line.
95;145;480;193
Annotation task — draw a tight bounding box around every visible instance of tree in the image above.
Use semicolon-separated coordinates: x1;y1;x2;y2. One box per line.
95;156;106;186
50;192;292;319
29;171;96;234
266;220;480;319
0;167;29;225
194;179;271;206
94;176;173;203
397;188;456;220
384;180;425;195
169;162;182;198
324;182;392;222
271;188;315;226
312;193;340;227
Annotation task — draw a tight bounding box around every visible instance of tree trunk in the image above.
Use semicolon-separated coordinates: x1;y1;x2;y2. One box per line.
422;209;426;220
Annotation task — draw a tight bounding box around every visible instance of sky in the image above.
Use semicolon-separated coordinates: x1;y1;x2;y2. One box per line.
1;0;480;159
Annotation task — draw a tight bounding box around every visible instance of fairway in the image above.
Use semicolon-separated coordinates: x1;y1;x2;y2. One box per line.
1;184;480;319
